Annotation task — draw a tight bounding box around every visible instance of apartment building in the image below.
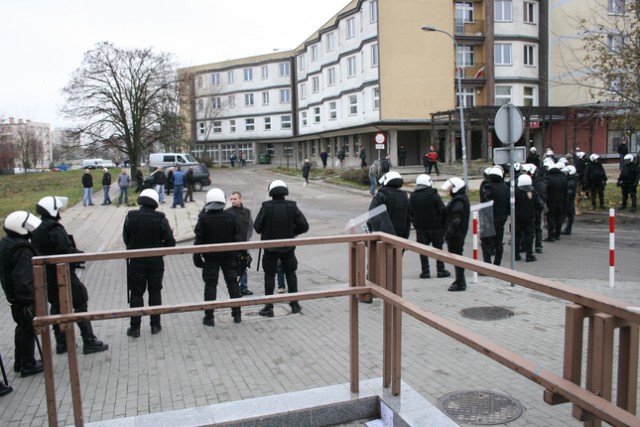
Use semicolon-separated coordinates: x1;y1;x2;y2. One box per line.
0;117;52;170
181;0;627;167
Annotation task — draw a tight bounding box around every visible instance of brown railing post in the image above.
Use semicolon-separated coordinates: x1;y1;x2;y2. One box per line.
391;245;403;396
349;242;365;393
34;265;58;427
617;322;638;414
57;263;84;427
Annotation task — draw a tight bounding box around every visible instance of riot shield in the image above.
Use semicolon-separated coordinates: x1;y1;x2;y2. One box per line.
344;204;395;235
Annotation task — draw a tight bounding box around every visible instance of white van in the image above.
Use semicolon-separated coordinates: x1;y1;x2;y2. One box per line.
148;153;199;169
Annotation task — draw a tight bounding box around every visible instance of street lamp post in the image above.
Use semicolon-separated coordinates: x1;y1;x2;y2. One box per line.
421;25;468;187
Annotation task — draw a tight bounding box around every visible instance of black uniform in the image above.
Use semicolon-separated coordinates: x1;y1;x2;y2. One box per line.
0;233;42;376
368;186;411;239
254;197;309;312
544;168;567;241
480;176;509;266
526;152;541;168
31;216;107;354
617;161;639;211
226;203;254;293
123;206;175;333
444;191;470;290
514;184;539;261
410;186;448;277
585;160;607;209
532;173;547;251
563;174;578;234
194;207;243;323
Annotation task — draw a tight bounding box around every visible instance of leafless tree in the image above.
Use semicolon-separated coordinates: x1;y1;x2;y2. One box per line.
0;116;16;173
61;41;181;179
14;125;42;171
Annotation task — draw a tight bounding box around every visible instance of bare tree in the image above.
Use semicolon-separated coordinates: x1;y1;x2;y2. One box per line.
0;116;16;173
14;126;42;171
61;42;181;179
557;0;640;129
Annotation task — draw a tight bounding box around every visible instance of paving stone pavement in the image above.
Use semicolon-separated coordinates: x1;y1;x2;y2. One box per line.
0;166;638;426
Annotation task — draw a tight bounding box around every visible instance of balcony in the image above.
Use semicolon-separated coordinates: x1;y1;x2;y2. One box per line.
454;19;484;36
456;62;486;80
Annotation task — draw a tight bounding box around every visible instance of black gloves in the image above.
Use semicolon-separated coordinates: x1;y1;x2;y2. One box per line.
193;254;204;268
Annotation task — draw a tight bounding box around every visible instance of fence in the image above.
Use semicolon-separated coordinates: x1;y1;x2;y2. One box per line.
31;232;640;426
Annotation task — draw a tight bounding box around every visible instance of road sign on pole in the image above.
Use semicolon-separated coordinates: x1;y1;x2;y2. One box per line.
375;132;386;150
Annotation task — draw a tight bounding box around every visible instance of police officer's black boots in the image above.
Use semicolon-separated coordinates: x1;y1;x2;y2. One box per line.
78;322;109;355
54;329;67;355
258;304;274;317
232;307;241;324
0;382;12;397
290;301;302;314
447;267;467;292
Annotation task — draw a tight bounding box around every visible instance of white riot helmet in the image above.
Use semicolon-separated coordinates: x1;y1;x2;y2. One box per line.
566;165;577;175
530;147;537;153
205;188;226;210
379;171;403;188
547;162;560;171
268;180;289;197
545;149;555;157
561;166;569;175
415;174;433;188
624;154;634;163
527;164;537;175
441;177;466;194
483;167;492;178
513;162;522;172
589;153;600;162
102;168;108;173
36;196;69;219
137;188;159;208
576;151;586;159
557;157;568;166
488;166;504;178
517;174;533;188
3;210;42;236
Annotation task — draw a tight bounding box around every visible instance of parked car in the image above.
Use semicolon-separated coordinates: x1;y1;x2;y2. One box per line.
143;164;211;192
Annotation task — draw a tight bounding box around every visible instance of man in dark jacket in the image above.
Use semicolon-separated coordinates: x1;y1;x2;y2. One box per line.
359;145;367;169
398;145;407;167
480;166;509;266
302;159;311;186
194;188;243;326
101;168;112;205
586;154;607;209
369;171;411;239
529;165;546;253
442;177;470;292
134;169;144;194
171;165;185;208
185;166;195;202
226;191;254;296
153;166;167;204
31;196;109;355
617;138;629;170
254;180;309;317
82;169;94;207
123;189;176;337
617;154;638;212
410;174;450;279
563;166;578;234
574;151;588;215
0;211;44;379
544;163;567;242
514;175;539;262
526;147;540;168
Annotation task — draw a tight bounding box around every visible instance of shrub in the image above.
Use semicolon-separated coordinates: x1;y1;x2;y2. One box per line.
340;168;369;186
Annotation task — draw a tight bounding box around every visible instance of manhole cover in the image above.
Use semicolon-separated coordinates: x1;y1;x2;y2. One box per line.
438;390;524;425
460;306;514;321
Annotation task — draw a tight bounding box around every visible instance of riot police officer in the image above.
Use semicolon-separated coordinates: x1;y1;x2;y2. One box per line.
31;196;109;355
618;154;638;212
193;188;243;326
442;177;470;292
254;180;309;317
122;189;175;337
544;163;567;242
369;171;411;239
480;166;509;266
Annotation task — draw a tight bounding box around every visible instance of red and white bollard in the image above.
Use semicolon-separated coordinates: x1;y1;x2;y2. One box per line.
472;211;478;283
609;208;615;288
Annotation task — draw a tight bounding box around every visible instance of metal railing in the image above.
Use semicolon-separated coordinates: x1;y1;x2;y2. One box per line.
455;19;485;36
31;233;640;426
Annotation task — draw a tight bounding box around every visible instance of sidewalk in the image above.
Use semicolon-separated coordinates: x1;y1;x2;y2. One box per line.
0;166;638;426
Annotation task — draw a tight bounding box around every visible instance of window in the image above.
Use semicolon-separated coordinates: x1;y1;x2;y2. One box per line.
301;111;308;126
197;99;204;111
312;76;320;93
347;56;357;77
281;115;292;129
524;2;535;23
311;45;318;62
230;119;236;132
228;95;235;108
280;89;291;103
211;73;220;86
370;0;378;23
227;71;234;84
495;0;512;22
608;0;625;14
346;17;356;39
349;94;358;115
264;117;271;130
494;43;512;65
456;2;474;25
298;54;306;71
196;76;203;88
262;91;270;105
523;86;535;107
371;44;379;67
245;118;255;131
326;32;335;52
329;101;337;120
327;67;336;86
457;87;475;107
243;68;253;81
608;34;623;53
300;83;307;99
198;122;205;135
279;62;290;77
261;65;268;80
212;97;222;109
373;87;380;110
212;120;222;133
524;44;536;66
457;45;474;67
314;107;321;123
245;93;254;106
495;85;512;105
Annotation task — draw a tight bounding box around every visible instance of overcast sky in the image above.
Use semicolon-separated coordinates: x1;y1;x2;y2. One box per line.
0;0;350;129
